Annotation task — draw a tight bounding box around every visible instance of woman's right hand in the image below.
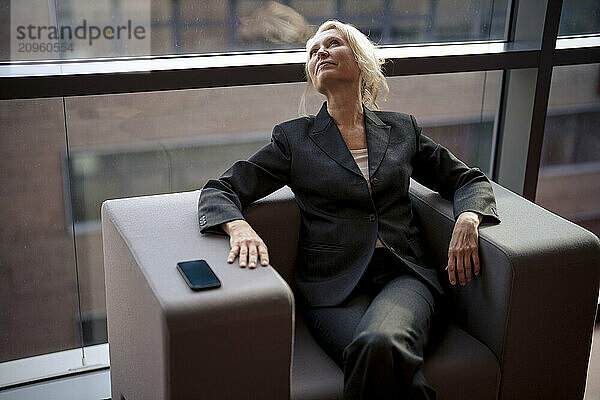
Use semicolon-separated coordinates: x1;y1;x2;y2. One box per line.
221;219;270;268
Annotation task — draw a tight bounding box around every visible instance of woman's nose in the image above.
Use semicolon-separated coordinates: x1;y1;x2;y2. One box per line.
317;48;329;58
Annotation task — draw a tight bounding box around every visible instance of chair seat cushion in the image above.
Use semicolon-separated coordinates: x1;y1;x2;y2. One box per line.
292;313;499;400
423;323;500;400
292;313;344;400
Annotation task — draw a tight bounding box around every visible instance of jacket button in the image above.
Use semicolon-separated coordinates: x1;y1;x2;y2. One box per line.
369;214;376;222
371;178;378;185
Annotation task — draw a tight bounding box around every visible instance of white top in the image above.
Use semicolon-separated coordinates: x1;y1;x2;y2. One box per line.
349;147;384;248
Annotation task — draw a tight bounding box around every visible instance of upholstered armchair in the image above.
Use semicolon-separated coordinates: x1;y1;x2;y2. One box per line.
102;180;599;400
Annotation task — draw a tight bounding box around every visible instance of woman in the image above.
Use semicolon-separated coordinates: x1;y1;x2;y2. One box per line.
198;20;500;400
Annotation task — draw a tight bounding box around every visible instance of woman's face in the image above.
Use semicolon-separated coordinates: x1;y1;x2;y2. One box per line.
307;29;361;95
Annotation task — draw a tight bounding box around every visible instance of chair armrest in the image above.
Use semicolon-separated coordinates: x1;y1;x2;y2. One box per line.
409;179;600;400
102;190;294;400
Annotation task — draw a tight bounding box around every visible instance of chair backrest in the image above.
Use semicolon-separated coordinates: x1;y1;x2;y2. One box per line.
243;183;442;289
243;184;434;288
244;186;301;286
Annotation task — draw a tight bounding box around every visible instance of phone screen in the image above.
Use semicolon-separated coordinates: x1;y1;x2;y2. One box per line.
177;260;221;290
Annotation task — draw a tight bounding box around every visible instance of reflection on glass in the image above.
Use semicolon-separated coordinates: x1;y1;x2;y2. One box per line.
559;0;600;36
2;0;510;62
67;137;270;228
536;63;600;237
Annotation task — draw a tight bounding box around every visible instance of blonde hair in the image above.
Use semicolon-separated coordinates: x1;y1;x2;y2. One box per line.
299;20;389;116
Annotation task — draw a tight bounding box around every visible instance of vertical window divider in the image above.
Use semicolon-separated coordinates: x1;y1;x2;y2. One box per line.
522;0;563;200
62;97;87;367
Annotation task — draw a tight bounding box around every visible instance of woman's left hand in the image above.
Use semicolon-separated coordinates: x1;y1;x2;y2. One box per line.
446;211;483;286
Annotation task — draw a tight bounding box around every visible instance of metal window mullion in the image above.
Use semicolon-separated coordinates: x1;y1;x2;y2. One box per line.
0;48;541;100
492;0;563;198
522;0;564;200
554;46;600;66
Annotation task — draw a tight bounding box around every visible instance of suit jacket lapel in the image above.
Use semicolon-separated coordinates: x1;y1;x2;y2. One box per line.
309;101;391;179
309;102;363;177
364;105;391;178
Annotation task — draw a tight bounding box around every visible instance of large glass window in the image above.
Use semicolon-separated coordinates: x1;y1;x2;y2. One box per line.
70;70;498;343
4;0;600;392
4;0;511;62
535;63;600;237
0;71;499;382
386;71;501;175
559;0;600;36
0;98;80;363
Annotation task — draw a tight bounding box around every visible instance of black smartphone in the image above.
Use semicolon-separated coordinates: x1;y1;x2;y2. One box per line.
176;260;221;291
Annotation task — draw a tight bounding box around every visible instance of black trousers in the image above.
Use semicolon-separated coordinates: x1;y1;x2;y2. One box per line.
302;247;439;400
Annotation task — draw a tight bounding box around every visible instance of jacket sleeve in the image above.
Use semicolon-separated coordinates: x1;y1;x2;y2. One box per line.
409;114;500;223
198;124;292;235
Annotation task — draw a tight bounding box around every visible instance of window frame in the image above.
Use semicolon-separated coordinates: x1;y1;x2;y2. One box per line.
1;0;600;388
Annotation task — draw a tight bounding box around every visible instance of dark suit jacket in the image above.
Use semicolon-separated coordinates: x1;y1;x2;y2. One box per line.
198;101;500;307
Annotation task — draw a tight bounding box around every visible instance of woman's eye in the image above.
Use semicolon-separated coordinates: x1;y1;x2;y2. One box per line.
330;39;339;45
